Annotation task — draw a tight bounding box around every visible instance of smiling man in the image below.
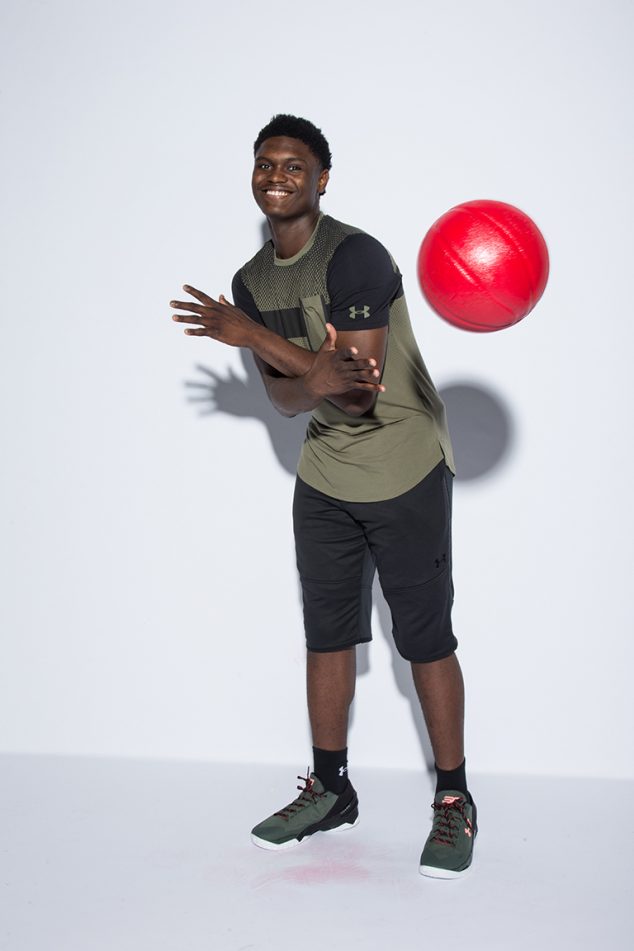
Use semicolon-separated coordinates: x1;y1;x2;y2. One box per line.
170;114;477;878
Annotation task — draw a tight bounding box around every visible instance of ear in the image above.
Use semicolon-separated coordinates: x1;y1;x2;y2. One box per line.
318;168;330;197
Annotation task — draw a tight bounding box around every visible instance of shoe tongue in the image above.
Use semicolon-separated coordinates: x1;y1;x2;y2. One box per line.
436;790;466;805
309;772;326;794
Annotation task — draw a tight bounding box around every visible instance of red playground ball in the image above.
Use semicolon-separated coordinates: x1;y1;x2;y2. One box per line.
417;199;549;332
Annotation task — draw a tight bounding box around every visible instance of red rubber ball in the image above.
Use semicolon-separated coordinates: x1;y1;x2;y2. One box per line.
417;199;549;332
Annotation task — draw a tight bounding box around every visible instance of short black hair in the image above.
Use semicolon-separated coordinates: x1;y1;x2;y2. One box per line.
254;114;332;170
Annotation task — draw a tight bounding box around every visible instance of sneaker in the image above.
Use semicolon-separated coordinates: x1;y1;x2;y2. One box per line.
250;770;359;851
419;789;477;879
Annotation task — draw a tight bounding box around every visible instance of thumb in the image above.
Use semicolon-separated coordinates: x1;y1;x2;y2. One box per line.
320;322;337;351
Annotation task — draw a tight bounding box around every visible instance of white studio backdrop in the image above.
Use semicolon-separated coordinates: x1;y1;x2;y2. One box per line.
1;0;633;779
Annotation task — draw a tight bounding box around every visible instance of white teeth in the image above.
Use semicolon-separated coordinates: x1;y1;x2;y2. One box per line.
266;190;289;197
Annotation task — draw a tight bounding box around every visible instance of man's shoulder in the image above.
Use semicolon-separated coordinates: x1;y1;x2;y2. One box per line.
234;214;360;268
233;216;395;286
324;216;394;261
324;219;398;282
316;215;399;277
321;215;365;240
322;215;388;253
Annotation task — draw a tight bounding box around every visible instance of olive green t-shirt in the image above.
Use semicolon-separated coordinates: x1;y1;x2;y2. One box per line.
232;214;454;502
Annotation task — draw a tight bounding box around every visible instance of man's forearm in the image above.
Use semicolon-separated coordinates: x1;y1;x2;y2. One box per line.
248;322;315;378
246;321;378;418
267;375;375;419
266;375;322;417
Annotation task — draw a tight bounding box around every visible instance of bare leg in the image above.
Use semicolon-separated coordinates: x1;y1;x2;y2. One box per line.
411;653;465;770
307;646;356;750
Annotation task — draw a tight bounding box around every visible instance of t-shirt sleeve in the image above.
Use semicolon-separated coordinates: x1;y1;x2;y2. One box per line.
326;233;402;331
231;270;264;325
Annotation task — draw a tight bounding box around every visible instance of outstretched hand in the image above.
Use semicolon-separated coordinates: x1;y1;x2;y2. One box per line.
304;323;385;399
171;285;254;348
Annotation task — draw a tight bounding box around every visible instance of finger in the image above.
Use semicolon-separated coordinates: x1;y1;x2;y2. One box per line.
170;300;209;316
336;346;363;361
194;364;223;380
183;327;210;336
172;315;206;327
348;358;377;370
343;367;381;380
350;382;386;392
182;284;215;305
322;323;337;349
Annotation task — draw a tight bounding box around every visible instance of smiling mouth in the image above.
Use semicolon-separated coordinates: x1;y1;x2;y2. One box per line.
264;189;291;198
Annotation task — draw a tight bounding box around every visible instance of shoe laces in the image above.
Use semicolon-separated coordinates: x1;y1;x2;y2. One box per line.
274;769;327;820
430;794;473;846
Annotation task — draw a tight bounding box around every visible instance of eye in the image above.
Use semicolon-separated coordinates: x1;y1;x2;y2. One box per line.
256;162;271;170
288;164;302;172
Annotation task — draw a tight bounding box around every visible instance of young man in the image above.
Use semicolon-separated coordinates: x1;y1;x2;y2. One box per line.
170;115;476;878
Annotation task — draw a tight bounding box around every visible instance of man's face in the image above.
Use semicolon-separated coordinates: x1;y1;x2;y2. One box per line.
252;136;329;221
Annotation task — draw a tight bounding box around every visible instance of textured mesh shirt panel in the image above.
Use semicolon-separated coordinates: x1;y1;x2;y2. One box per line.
232;214;455;503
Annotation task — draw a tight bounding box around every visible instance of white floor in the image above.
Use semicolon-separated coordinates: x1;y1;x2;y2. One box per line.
1;756;632;951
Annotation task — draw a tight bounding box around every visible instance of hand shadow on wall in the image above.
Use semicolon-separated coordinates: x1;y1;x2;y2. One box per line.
185;368;514;483
185;349;307;473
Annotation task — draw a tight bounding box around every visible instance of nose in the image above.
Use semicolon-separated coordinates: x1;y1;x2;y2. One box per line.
267;165;288;183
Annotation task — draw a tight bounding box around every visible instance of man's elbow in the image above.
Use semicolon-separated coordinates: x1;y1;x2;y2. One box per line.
268;396;299;419
342;392;379;417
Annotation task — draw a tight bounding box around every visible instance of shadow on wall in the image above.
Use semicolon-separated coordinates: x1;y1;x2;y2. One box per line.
185;365;515;483
185;363;514;771
439;382;514;481
185;349;307;474
351;585;436;773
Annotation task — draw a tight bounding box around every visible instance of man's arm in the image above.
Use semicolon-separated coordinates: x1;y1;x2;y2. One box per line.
232;240;394;418
325;326;388;416
254;323;387;418
170;286;385;417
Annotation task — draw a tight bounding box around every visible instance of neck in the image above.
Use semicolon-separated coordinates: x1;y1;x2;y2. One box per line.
268;209;321;259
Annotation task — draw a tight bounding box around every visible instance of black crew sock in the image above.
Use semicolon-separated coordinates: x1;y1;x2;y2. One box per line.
435;758;468;796
313;746;348;794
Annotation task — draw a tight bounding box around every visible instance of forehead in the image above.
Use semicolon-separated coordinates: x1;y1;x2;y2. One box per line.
254;136;318;163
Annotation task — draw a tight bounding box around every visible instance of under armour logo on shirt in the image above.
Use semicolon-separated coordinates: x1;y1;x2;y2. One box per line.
349;305;370;320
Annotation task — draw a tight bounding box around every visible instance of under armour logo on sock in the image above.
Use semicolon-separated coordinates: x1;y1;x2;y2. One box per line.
338;765;348;777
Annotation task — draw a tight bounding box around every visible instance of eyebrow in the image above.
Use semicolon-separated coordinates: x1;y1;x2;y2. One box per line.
255;154;305;163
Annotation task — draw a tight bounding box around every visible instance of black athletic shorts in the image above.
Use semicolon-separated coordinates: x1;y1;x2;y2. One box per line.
292;460;457;663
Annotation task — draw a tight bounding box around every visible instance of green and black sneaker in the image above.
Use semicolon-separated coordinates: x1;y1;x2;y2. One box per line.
419;790;477;879
251;770;359;851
